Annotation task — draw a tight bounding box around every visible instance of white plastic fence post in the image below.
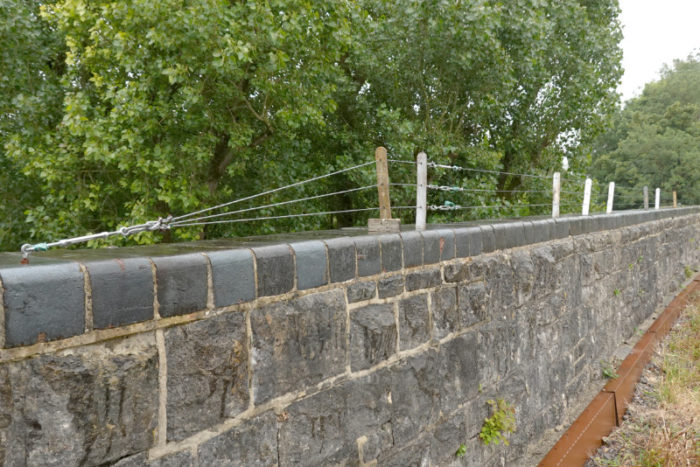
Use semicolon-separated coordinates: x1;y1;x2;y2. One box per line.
606;182;615;214
582;177;592;216
552;172;560;218
415;152;427;231
643;186;649;210
655;188;660;209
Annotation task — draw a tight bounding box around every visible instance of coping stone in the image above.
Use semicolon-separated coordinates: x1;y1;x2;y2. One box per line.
87;258;154;329
400;231;423;268
421;230;442;264
324;237;356;283
531;219;553;243
454;229;469;258
435;229;456;261
480;225;495;253
2;263;85;347
154;254;208;318
253;244;295;297
522;221;535;246
290;241;328;291
379;234;403;272
208;249;256;307
466;227;483;257
553;218;571;238
354;236;381;277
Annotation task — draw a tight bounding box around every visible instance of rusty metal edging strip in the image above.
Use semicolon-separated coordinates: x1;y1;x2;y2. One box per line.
539;274;700;467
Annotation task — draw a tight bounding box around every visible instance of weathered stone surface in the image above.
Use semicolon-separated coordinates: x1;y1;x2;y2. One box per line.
379;234;403;272
154;254;208;317
398;294;431;350
405;267;441;291
325;237;356;282
87;258;154;329
0;334;158;466
253;244;294;297
377;274;404;298
347;280;377;303
389;350;440;445
165;311;248;441
400;231;424;268
354;236;381;277
431;287;458;339
457;281;489;328
198;412;278;466
435;229;456;261
350;304;397;371
443;261;470;283
438;332;479;414
2;263;84;347
113;450;195;467
480;225;496;253
289;240;328;291
422;230;442;265
207;249;256;307
251;290;346;403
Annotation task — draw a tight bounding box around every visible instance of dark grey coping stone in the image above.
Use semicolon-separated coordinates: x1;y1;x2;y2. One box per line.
154;254;209;317
379;234;403;272
421;230;442;265
252;244;295;297
325;237;356;283
207;249;256;306
400;231;423;268
354;236;381;277
86;258;154;329
290;241;328;290
480;225;495;253
1;263;85;347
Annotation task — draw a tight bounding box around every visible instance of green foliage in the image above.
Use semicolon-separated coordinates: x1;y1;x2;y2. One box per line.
601;360;619;379
685;266;694;279
455;443;467;458
614;288;621;297
592;54;700;208
0;0;624;251
479;399;516;446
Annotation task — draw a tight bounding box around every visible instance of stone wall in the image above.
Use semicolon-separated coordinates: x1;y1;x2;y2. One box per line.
0;208;699;466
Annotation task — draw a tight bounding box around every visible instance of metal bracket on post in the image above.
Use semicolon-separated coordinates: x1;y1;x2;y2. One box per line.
606;182;615;214
582;177;592;216
643;186;649;210
415;152;427;231
368;146;401;233
654;188;660;210
552;172;560;218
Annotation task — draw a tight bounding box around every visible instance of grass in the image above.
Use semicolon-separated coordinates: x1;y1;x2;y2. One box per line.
589;291;700;467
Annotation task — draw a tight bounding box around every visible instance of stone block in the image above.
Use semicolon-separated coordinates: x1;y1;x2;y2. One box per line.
522;221;535;245
113;450;195;467
480;225;496;253
377;274;404;298
350;303;397;371
0;334;158;466
207;249;256;307
251;290;346;404
198;412;278;466
492;223;508;250
400;231;423;268
86;258;154;329
438;332;479;414
431;287;458;339
398;294;430;350
466;226;484;257
389;350;440;445
354;236;380;277
379;234;403;272
457;282;489;328
422;230;442;264
325;237;356;282
290;241;328;291
165;311;249;441
553;218;571;238
405;268;441;291
2;263;84;347
253;244;294;297
435;229;456;261
531;219;553;244
454;228;470;258
154;254;208;318
347;280;377;303
568;216;585;236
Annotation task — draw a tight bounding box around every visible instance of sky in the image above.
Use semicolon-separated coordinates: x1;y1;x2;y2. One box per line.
618;0;700;102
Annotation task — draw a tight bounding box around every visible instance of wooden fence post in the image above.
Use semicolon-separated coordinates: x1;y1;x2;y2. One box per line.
415;152;427;231
643;186;649;210
552;172;560;218
368;147;401;233
606;182;615;214
673;191;677;208
582;177;592;216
